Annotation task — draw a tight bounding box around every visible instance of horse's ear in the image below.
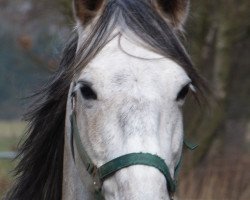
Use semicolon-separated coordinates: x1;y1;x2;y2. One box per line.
155;0;190;29
73;0;105;25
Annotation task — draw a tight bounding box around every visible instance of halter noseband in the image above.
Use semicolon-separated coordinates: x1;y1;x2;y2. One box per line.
70;94;198;199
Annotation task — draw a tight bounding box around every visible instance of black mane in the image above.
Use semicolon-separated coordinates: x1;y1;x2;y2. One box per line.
5;0;208;199
4;35;78;200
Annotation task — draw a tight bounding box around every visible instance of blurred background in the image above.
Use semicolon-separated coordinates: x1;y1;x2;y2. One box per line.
0;0;249;199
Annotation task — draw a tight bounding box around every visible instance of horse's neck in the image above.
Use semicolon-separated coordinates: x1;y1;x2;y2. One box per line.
62;87;95;200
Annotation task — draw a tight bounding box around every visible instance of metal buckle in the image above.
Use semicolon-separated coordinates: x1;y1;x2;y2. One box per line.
92;166;102;192
93;168;104;199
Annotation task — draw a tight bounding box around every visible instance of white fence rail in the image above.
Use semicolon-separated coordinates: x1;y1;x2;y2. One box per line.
0;151;17;160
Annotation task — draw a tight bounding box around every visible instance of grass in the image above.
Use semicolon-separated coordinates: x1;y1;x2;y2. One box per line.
0;121;25;198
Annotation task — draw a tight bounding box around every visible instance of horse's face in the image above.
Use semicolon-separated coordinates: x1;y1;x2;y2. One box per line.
73;35;191;200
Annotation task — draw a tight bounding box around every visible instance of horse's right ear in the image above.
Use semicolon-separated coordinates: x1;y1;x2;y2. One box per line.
154;0;190;29
73;0;105;25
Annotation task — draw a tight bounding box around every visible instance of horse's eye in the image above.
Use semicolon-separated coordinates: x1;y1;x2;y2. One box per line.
176;84;189;101
80;84;97;100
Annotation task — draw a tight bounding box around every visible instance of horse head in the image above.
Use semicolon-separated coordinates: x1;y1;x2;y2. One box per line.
65;0;204;199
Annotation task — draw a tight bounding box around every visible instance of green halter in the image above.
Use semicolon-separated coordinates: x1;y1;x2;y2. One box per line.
70;112;198;199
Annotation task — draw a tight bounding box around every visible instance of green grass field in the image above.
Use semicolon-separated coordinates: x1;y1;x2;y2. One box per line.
0;121;25;198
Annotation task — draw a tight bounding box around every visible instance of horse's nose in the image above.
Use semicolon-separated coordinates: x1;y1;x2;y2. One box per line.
103;165;170;200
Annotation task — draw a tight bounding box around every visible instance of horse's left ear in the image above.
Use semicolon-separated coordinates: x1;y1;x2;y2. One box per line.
73;0;105;25
155;0;190;29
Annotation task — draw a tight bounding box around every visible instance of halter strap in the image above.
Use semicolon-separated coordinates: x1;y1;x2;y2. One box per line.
71;112;96;175
99;152;176;193
70;111;197;198
184;139;199;150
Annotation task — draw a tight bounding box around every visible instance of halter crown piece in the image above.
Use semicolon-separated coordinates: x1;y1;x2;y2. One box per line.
70;93;198;199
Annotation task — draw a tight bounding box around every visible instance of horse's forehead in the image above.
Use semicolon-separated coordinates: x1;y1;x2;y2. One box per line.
79;36;190;89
